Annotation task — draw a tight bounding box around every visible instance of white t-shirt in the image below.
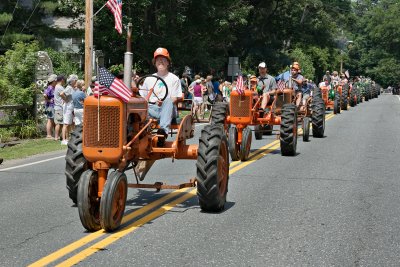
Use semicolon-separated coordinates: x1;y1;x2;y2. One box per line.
140;72;182;103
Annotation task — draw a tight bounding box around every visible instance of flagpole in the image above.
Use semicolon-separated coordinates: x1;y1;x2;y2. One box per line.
93;2;107;18
84;0;93;88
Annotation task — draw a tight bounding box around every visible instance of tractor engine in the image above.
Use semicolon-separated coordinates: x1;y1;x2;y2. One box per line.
82;95;148;164
229;90;253;124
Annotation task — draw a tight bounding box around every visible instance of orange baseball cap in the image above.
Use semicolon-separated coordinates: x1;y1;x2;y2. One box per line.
153;47;171;62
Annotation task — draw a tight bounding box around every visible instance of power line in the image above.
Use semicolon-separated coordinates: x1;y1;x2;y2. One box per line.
20;0;41;34
0;0;20;45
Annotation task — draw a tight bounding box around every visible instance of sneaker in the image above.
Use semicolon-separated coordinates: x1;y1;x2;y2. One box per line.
156;129;168;147
61;140;68;145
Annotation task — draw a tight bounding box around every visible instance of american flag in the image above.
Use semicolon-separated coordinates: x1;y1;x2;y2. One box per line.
97;67;131;102
277;80;286;91
106;0;123;34
236;75;244;95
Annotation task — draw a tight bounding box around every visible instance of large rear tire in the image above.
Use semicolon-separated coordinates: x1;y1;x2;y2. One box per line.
280;104;297;156
65;126;88;204
100;170;127;232
77;169;101;232
196;125;229;212
211;102;228;125
228;127;239;161
311;98;325;138
240;127;252;161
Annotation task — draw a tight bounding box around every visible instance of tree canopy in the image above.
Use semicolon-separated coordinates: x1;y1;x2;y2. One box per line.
1;0;399;86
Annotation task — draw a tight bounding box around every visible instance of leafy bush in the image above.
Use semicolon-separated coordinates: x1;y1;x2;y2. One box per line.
0;128;13;143
11;120;41;139
45;48;83;77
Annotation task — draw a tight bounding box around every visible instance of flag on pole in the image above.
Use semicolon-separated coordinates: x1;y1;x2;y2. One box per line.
97;67;131;102
106;0;123;34
236;75;244;95
277;80;286;91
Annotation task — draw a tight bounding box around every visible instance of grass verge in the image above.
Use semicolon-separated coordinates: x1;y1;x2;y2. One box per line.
0;138;66;160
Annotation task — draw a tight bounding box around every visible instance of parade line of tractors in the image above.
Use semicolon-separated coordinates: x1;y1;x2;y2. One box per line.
64;71;380;232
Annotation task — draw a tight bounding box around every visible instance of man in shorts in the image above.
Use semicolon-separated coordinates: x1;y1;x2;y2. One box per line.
53;75;65;141
44;74;57;139
257;62;277;111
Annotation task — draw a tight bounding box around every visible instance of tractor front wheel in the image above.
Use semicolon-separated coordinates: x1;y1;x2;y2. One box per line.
100;171;127;232
263;125;273;135
280;103;298;156
334;93;340;114
302;117;310;142
240;127;252;161
77;169;101;232
228;127;239;161
196;125;229;212
254;125;263;140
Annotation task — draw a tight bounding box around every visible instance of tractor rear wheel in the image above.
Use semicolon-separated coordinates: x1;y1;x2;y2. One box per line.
77;169;101;232
228;127;239;161
312;98;325;138
196;124;229;212
211;102;228;125
280;103;297;156
240;127;252;161
65;126;88;204
302;117;310;142
254;125;263;140
263;125;273;135
100;170;127;232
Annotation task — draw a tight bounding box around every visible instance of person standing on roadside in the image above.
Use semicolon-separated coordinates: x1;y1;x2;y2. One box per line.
72;79;86;126
43;74;57;139
53;75;65;141
60;74;78;145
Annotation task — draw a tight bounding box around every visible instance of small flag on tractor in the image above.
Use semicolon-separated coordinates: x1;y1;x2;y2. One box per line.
277;80;286;91
236;75;244;95
97;67;132;102
106;0;123;34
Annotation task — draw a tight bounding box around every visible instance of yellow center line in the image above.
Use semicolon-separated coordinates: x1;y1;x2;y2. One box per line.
32;112;336;266
28;188;191;267
56;190;198;267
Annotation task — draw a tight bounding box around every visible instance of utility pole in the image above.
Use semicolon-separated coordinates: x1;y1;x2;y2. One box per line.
85;0;93;86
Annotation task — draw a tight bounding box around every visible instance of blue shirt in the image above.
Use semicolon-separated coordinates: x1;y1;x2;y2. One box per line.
72;90;86;109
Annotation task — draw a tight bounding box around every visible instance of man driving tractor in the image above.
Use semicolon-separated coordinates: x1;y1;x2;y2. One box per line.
139;47;183;146
275;61;304;107
257;62;277;111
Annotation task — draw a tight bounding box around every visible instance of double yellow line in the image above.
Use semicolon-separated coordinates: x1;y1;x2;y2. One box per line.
30;113;335;267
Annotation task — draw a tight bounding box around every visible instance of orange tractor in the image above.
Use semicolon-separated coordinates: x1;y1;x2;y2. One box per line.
65;75;229;232
319;81;342;114
227;78;298;161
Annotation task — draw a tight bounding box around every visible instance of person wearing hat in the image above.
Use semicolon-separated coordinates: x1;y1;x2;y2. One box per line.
140;47;183;146
54;75;66;141
257;62;277;111
323;71;331;84
43;74;57;139
59;74;78;145
275;61;304;107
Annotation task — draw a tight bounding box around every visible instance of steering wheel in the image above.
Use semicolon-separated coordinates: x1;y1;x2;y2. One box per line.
137;74;169;104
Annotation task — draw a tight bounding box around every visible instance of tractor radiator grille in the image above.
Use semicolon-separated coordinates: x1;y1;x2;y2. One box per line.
230;94;251;117
84;105;120;148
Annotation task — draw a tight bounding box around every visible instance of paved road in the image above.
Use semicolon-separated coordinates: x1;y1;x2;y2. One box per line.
1;94;400;266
